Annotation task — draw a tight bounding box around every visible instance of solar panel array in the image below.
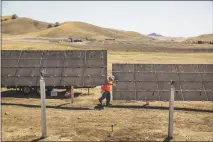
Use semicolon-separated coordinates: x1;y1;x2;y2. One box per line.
1;50;107;88
112;64;213;101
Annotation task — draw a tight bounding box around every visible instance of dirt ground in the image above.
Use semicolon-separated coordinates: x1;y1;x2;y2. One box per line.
1;39;213;141
1;88;213;141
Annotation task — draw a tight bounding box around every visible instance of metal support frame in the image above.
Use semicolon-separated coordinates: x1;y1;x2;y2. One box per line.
168;80;175;138
197;65;208;101
154;64;160;101
40;73;47;138
11;51;22;87
133;64;136;100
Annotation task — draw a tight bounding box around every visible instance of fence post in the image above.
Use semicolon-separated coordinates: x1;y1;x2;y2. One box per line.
71;86;74;103
168;81;175;138
40;76;47;138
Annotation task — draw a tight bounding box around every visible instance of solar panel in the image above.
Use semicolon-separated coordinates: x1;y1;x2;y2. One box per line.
112;64;213;101
1;50;107;88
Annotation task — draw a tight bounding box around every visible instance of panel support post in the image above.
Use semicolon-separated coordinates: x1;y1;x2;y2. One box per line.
88;88;90;95
71;86;74;104
40;76;47;138
168;80;175;139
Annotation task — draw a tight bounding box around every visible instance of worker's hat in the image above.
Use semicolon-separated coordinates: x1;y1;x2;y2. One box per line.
109;75;115;80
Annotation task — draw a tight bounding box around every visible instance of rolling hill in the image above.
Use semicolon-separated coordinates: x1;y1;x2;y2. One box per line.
28;21;150;40
184;34;213;43
2;16;52;35
2;16;151;40
2;15;13;21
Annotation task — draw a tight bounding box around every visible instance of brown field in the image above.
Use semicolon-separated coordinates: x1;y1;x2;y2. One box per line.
184;34;213;43
1;39;213;141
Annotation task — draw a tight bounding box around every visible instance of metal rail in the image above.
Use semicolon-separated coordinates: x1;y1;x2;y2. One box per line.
112;71;213;74
114;80;213;82
113;89;212;92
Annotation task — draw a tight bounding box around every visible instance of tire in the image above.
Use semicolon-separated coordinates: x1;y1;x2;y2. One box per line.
22;87;31;94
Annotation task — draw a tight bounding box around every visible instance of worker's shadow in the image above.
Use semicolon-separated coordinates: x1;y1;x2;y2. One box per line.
94;104;104;110
31;136;44;142
163;136;172;142
2;102;94;111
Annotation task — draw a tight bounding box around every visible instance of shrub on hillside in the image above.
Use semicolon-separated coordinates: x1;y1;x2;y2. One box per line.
47;24;53;28
54;22;59;27
12;14;18;19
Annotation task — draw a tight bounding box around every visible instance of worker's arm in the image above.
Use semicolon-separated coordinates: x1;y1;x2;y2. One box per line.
108;81;113;85
112;80;116;86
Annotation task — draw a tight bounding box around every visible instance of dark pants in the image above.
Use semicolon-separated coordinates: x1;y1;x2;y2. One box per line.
99;91;111;105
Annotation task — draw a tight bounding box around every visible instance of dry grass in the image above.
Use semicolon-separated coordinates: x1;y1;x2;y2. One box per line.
2;15;13;21
27;21;151;40
2;17;51;35
1;89;213;141
1;40;76;50
2;16;151;40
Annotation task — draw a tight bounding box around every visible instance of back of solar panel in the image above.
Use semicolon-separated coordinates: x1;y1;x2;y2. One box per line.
112;64;213;101
1;50;107;88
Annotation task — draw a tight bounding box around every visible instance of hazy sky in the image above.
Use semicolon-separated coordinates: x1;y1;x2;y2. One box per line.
2;1;213;37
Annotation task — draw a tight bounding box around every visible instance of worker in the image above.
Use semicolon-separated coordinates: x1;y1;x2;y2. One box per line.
99;75;115;106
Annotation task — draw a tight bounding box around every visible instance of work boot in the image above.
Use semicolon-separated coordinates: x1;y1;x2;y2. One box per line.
106;103;112;106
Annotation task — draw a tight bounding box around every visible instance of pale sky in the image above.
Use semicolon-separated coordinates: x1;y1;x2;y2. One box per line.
2;1;213;37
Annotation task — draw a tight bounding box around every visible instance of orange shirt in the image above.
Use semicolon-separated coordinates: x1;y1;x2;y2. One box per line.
101;80;113;92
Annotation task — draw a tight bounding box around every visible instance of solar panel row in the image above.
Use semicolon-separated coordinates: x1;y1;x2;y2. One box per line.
1;50;107;88
112;64;213;101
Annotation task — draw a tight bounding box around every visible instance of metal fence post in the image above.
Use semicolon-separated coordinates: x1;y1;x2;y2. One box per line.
71;86;74;103
168;81;175;138
40;76;47;138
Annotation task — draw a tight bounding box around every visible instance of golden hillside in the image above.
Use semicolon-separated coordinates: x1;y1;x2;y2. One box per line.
2;16;151;40
2;15;13;21
2;17;52;35
184;34;213;43
29;21;150;40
